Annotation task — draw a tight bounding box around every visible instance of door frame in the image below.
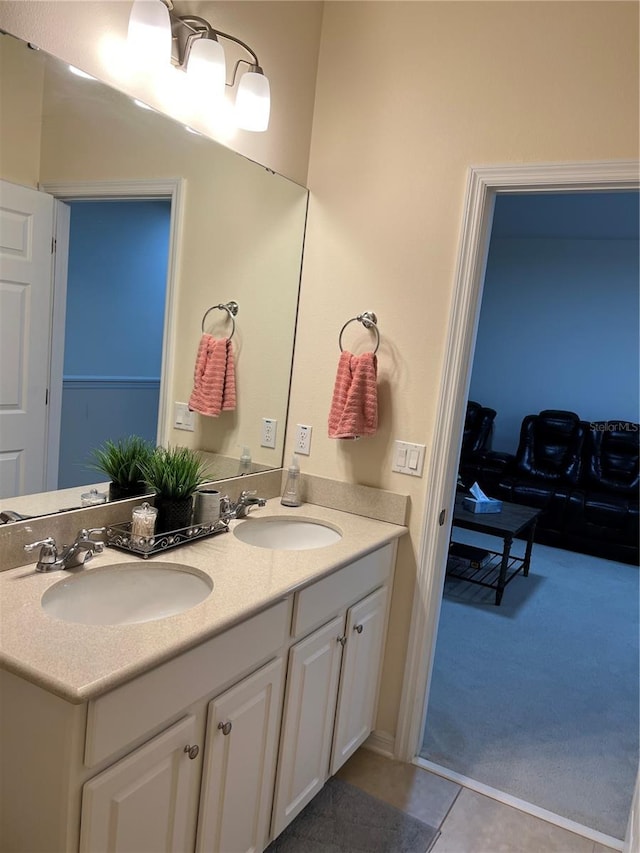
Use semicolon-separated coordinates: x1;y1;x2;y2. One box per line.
395;160;639;762
40;178;184;489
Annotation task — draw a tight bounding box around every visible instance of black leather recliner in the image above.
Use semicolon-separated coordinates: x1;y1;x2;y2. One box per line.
496;410;586;541
458;401;496;487
565;422;639;561
461;410;639;564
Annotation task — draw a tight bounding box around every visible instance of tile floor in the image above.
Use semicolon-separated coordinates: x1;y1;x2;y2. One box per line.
337;749;620;853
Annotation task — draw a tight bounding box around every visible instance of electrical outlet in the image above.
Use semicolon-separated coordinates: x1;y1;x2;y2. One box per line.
174;402;195;432
261;417;277;449
295;424;312;455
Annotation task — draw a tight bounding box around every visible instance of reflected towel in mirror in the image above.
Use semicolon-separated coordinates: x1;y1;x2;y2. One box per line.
188;335;236;417
328;351;378;439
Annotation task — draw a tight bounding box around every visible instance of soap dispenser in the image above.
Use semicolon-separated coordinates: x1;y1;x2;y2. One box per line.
281;454;302;507
238;446;252;476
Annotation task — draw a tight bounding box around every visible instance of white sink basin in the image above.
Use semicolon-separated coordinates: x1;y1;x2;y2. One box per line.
233;517;342;550
41;563;212;626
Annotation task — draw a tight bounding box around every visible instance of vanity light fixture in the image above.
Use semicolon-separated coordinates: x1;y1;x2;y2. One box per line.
127;0;271;131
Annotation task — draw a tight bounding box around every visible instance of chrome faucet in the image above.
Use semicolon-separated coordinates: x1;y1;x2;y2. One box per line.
221;490;267;520
24;527;107;572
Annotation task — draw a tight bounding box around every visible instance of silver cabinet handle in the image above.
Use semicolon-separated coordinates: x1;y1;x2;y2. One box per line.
337;635;347;647
184;744;199;760
218;721;232;736
354;624;364;634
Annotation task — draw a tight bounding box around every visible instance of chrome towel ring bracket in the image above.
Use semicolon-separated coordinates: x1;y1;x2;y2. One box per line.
338;311;380;354
201;301;239;339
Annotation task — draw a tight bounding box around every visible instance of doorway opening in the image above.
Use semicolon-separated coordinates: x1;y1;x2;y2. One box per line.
418;189;639;842
394;161;639;851
42;178;184;493
57;198;171;488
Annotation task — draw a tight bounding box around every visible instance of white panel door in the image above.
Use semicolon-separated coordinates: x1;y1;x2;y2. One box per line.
79;715;200;853
331;585;389;774
0;180;54;498
196;658;284;853
271;615;344;838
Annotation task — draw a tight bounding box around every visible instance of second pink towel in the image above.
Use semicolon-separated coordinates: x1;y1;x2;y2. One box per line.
328;350;378;439
188;335;236;417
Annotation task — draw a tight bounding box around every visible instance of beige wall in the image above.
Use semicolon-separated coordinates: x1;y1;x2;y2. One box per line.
0;1;322;185
1;0;638;747
0;34;45;186
290;0;639;738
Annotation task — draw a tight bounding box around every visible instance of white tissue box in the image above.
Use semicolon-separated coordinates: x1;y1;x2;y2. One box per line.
462;496;502;514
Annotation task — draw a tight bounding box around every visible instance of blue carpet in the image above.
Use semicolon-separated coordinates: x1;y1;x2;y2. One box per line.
421;534;639;840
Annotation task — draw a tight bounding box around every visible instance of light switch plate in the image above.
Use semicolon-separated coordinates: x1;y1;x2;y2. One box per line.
392;440;426;476
174;402;195;431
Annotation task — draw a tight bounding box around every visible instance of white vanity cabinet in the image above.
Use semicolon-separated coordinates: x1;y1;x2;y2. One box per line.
79;715;201;853
0;540;397;853
271;545;393;839
79;657;285;853
196;657;284;853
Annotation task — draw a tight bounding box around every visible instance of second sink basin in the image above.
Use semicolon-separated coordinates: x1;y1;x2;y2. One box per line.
233;517;342;550
41;563;213;626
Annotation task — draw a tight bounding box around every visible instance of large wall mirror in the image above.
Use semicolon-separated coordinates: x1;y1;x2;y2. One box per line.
0;30;307;522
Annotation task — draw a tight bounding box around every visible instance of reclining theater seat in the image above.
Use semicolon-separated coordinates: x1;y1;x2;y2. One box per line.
566;421;640;564
458;401;496;487
497;410;586;542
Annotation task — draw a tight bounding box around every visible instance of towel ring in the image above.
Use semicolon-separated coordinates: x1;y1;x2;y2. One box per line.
338;311;380;354
201;301;239;338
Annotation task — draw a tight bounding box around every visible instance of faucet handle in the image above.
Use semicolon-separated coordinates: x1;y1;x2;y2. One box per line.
24;536;57;553
239;490;257;500
84;527;107;541
24;537;58;567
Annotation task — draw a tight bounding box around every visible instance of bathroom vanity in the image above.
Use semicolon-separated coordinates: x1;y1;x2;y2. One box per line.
0;501;405;853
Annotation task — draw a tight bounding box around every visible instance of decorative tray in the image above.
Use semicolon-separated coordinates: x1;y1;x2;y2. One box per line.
106;519;229;558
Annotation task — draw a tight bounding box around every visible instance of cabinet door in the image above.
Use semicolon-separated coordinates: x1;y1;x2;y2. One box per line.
271;615;344;838
330;585;389;774
196;658;284;853
80;715;199;853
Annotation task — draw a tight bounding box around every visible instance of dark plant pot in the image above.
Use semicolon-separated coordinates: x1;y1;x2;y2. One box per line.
108;481;148;501
155;496;193;533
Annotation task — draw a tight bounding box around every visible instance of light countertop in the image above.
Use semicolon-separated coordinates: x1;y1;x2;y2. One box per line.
0;500;406;705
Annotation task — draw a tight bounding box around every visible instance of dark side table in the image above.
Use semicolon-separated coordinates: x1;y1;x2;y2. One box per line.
448;495;541;605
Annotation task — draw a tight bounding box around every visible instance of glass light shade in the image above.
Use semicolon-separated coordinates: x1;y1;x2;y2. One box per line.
127;0;172;68
235;71;270;132
187;37;226;101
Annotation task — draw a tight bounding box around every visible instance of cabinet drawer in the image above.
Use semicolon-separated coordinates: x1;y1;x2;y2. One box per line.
85;600;289;767
291;544;392;639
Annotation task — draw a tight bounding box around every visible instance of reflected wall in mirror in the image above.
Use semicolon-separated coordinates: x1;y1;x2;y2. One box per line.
0;31;308;521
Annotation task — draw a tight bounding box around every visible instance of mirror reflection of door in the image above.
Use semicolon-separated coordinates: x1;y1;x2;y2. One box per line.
0;180;54;498
57;199;170;488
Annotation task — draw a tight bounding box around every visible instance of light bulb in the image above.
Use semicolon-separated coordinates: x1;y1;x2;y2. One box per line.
127;0;172;69
235;70;270;132
187;37;226;102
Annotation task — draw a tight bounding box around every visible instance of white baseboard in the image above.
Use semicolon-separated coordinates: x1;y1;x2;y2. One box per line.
414;757;624;851
364;730;395;759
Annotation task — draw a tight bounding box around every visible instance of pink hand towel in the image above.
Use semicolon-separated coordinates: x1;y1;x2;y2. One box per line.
188;335;236;417
328;350;378;439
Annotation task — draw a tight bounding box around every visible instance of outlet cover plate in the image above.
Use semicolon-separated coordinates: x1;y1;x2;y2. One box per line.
261;417;277;449
295;424;312;455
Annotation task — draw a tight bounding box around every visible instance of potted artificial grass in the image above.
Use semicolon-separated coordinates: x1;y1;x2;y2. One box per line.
140;445;210;532
90;435;155;501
